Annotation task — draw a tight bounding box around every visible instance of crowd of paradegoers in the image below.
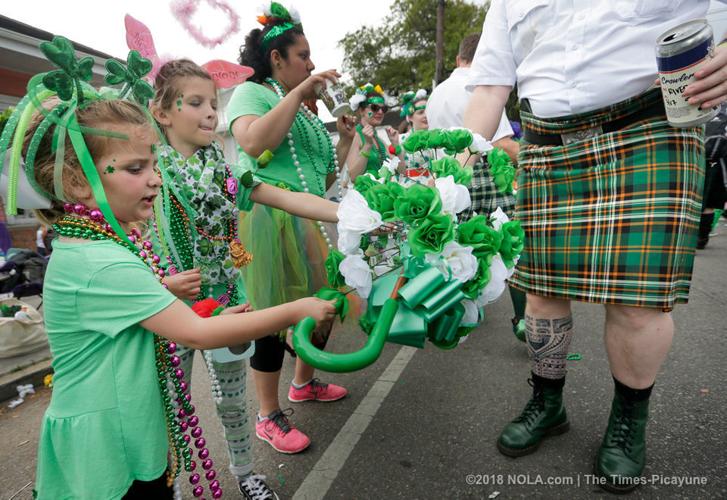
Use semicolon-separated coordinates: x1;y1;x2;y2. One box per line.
4;0;726;498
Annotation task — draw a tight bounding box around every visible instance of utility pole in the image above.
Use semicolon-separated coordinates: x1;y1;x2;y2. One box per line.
435;0;445;84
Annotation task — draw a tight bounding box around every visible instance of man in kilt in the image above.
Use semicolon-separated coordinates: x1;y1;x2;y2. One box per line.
427;33;527;341
463;0;727;493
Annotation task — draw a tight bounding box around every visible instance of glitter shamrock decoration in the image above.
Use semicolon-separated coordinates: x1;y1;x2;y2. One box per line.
104;50;155;106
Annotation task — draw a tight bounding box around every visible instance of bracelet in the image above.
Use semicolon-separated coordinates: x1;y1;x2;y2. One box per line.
388;144;401;155
360;148;371;159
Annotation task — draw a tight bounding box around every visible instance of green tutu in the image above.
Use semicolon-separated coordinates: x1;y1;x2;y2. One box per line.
239;204;328;315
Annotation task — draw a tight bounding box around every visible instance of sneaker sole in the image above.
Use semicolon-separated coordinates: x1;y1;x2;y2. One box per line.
255;431;310;454
496;420;570;458
592;460;640;494
288;393;347;403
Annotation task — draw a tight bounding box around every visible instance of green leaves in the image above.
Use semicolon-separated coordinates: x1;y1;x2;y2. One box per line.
487;147;516;194
324;250;346;289
104;50;154;105
39;36;94;101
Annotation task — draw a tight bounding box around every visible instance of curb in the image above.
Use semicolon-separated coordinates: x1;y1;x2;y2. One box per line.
0;359;52;403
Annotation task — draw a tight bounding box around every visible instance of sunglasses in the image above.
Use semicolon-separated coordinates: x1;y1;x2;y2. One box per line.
369;104;389;113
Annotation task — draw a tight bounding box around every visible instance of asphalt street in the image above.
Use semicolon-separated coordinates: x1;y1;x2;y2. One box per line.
2;231;726;500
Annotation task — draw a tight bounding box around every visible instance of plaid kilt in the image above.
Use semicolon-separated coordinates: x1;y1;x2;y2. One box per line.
510;89;705;310
459;160;516;222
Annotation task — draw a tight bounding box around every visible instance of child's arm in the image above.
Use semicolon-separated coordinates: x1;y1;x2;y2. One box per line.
249;183;338;222
141;297;335;350
346;129;371;182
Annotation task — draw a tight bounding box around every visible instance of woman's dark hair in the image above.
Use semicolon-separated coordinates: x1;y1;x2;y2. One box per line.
238;22;305;83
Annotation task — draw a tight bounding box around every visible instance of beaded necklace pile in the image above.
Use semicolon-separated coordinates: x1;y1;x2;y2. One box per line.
53;203;224;499
264;77;344;251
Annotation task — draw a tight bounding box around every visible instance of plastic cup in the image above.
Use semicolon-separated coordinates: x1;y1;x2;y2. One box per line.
319;80;350;118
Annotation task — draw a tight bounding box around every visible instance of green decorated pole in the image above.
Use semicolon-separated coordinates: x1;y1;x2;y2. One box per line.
293;298;399;373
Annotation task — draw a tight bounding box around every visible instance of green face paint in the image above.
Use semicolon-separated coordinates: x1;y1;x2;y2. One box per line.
176;94;183;111
104;165;115;174
367;111;373;118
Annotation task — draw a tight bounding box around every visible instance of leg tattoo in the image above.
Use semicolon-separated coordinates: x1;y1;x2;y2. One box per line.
526;314;574;379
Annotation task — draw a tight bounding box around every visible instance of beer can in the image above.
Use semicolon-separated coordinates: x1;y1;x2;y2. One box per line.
656;19;719;127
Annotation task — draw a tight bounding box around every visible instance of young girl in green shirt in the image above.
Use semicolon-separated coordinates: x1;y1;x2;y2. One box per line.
4;59;335;499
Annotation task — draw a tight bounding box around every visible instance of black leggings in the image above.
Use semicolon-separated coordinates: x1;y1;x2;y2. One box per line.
250;328;331;372
123;473;172;499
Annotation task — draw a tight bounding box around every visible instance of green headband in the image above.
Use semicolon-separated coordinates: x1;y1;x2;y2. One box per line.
367;96;385;106
261;22;297;52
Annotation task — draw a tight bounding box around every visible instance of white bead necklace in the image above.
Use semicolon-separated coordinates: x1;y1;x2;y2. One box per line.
266;77;343;250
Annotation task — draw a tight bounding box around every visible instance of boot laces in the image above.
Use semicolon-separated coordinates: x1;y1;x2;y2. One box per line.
611;400;637;452
514;379;545;426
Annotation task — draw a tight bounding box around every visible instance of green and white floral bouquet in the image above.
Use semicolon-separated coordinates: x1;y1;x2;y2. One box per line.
325;128;524;349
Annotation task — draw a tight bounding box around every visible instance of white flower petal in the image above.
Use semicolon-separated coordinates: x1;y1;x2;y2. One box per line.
340;252;373;299
337;229;362;255
476;254;508;306
461;299;479;326
337;189;383;234
434;176;471;215
468;132;493;154
489;207;510;230
439;242;478;283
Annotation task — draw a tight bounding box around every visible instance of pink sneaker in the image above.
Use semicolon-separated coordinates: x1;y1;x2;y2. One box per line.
255;409;310;454
288;378;348;403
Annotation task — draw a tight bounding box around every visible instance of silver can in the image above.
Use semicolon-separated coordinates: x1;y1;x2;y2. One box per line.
656;19;718;127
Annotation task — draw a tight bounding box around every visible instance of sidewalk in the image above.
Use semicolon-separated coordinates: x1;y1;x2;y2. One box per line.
0;296;51;403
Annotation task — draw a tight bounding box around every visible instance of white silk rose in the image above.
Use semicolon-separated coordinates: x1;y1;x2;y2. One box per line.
340;251;373;299
434;175;471;215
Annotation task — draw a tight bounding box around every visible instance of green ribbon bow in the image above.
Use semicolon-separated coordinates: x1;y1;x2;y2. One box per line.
105;50;154;106
362;263;465;349
39;36;94;103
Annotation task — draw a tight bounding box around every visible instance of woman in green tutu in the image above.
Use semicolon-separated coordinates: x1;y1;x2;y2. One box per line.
227;2;355;454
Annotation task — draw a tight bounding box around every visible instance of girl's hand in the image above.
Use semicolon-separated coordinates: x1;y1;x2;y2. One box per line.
360;124;376;145
295;297;337;327
163;269;202;301
336;115;356;141
385;126;400;145
220;302;254;315
293;70;341;101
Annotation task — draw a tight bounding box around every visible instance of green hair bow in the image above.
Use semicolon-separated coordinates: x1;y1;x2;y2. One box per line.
399;89;428;117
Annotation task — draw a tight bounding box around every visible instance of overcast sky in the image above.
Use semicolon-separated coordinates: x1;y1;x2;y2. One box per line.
3;1;402;76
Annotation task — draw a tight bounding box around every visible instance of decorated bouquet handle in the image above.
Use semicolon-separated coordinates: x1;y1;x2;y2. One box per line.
292;298;399;373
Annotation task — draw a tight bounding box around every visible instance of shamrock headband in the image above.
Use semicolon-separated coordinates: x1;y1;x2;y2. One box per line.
349;83;387;111
399;89;428;117
258;2;303;52
0;36;159;247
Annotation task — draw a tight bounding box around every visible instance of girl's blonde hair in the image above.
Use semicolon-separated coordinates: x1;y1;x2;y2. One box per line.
153;59;214;111
23;98;151;225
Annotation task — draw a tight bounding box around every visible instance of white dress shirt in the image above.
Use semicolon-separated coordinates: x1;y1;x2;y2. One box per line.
427;67;514;141
469;0;727;117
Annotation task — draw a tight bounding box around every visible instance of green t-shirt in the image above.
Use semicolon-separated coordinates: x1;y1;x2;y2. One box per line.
227;81;334;197
35;240;177;500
